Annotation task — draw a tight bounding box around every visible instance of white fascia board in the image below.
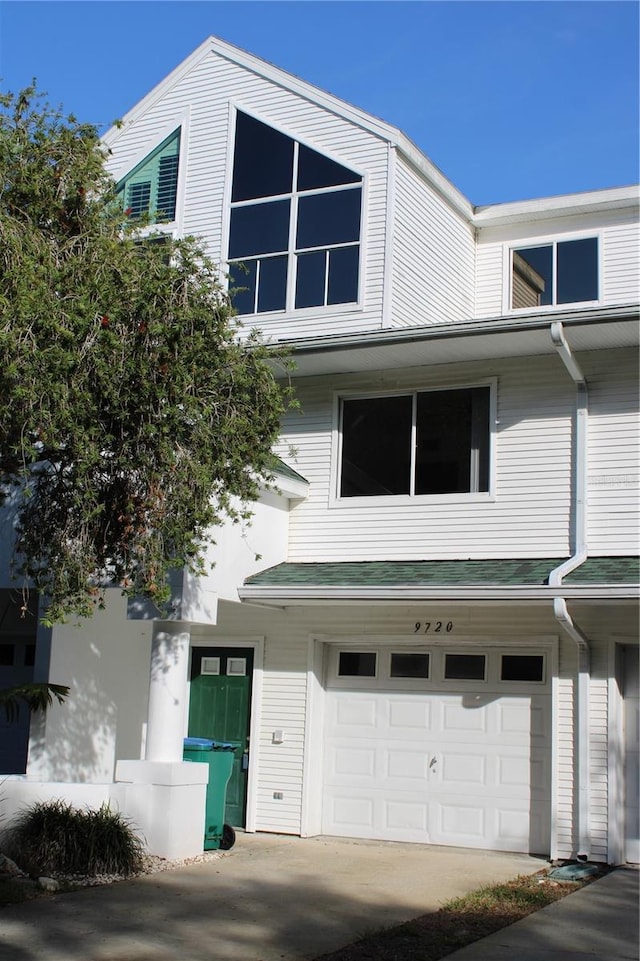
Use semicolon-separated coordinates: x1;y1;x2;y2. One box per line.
239;585;639;605
101;35;473;224
269;475;309;500
473;185;640;228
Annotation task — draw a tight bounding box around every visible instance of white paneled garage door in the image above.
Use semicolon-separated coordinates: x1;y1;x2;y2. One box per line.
322;645;551;854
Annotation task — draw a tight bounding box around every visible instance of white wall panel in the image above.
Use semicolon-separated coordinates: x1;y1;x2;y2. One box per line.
475;210;639;319
106;50;390;341
279;355;575;560
602;223;640;305
584;350;639;554
391;154;475;327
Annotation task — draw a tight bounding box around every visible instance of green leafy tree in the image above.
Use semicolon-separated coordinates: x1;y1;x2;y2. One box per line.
0;86;293;624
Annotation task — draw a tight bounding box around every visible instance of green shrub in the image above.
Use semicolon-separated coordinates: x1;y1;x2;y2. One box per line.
7;799;145;877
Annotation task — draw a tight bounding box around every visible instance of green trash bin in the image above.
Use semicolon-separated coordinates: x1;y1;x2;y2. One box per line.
183;737;237;850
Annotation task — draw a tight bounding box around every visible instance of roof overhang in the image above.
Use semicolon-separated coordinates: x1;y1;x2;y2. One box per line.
239;557;639;607
239;584;638;607
270;306;639;379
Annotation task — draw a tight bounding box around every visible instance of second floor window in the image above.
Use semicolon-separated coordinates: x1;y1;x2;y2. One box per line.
339;386;491;498
117;129;180;223
511;237;598;309
228;111;362;315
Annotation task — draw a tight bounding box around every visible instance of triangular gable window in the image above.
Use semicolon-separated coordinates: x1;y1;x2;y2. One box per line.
117;129;180;223
229;112;362;315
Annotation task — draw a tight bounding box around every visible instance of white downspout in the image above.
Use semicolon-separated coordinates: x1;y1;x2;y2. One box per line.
549;321;591;860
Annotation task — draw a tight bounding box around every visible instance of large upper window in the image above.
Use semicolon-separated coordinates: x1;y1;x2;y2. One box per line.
339;386;491;498
117;129;180;223
228;111;362;315
511;237;598;310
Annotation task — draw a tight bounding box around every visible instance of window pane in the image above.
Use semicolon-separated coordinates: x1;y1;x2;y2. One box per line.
297;144;361;191
328;245;359;305
341;395;412;497
390;653;430;678
444;653;486;681
297;188;361;249
338;651;377;677
416;388;489;495
229;200;290;258
471;387;490;493
501;655;544;682
512;246;552;308
295;250;326;308
557;238;598;304
24;643;36;667
0;644;14;666
229;260;257;315
232;111;294;201
257;256;287;312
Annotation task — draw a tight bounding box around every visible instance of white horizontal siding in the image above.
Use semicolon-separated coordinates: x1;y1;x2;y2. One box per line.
106;50;390;341
602;223;640;305
475;244;503;319
475;209;640;319
584;350;640;555
279;354;574;560
390;153;475;327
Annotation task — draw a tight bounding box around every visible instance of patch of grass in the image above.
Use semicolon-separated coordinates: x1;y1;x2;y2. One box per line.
4;799;145;879
315;871;591;961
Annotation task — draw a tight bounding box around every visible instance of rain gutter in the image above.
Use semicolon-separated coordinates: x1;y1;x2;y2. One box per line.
549;321;591;860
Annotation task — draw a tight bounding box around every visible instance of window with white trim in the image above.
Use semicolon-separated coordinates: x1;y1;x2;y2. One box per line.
339;386;491;498
228;111;362;315
117;129;180;223
511;237;598;309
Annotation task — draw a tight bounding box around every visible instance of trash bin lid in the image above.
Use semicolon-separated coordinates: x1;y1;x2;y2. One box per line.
211;741;236;751
184;737;214;751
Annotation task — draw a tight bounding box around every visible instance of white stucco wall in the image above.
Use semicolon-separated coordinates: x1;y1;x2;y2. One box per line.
27;591;152;783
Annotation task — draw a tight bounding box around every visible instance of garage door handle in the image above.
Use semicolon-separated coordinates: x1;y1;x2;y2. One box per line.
429;756;437;770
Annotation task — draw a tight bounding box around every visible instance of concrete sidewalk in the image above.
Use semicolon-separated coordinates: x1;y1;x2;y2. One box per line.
444;866;639;961
0;832;542;961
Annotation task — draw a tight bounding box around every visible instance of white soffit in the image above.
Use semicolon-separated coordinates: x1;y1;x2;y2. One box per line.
278;310;639;378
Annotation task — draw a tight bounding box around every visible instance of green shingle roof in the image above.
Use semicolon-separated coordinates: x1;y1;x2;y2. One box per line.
271;457;308;485
245;557;639;588
564;555;639;584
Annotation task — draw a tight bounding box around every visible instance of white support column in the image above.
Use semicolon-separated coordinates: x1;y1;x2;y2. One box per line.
145;621;191;762
114;618;209;859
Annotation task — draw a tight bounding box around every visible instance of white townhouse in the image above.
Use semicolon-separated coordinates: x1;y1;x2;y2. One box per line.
1;36;638;866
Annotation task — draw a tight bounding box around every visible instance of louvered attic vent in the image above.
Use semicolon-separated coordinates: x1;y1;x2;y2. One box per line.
117;129;180;223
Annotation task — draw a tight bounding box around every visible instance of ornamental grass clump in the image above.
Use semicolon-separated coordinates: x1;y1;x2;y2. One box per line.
7;799;145;878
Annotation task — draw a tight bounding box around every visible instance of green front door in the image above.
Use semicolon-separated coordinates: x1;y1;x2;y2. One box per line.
188;647;253;828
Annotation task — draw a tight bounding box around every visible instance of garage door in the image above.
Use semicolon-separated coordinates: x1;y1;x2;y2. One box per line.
322;645;551;854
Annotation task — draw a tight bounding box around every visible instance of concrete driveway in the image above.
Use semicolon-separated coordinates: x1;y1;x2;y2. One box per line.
1;832;543;961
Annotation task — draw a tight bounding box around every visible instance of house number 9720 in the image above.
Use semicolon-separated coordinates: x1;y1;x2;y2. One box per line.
414;621;453;634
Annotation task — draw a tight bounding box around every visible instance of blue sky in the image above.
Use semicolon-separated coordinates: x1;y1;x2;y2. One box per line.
0;1;637;205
